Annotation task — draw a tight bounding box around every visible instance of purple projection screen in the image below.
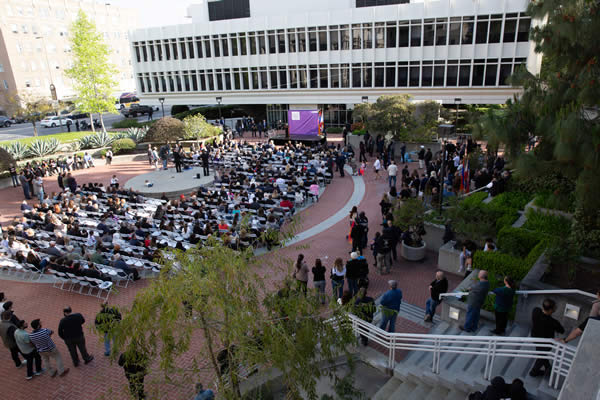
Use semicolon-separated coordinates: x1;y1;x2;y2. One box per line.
287;110;320;135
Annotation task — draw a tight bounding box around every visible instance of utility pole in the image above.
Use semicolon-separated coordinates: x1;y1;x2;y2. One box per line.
36;36;63;130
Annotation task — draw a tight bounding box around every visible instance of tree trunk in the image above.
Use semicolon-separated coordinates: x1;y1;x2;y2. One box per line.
198;311;227;395
32;122;38;137
99;113;107;134
90;113;96;134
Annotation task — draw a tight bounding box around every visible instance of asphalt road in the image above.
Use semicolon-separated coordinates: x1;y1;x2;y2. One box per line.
0;111;171;142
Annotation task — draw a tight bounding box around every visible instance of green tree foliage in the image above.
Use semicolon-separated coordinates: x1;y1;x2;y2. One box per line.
183;114;222;140
65;11;118;134
0;147;16;173
353;95;416;138
1;91;52;137
145;117;185;143
103;239;356;399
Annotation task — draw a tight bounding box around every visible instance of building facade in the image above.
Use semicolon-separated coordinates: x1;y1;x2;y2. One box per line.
0;0;137;112
129;0;539;125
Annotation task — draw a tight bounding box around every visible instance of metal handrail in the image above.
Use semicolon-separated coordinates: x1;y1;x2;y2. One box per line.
346;313;576;390
439;289;598;300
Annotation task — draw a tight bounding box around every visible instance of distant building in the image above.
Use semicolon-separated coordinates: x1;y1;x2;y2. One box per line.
0;0;137;112
129;0;540;126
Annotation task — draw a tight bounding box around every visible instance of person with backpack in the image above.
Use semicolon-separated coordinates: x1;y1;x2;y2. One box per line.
374;231;392;275
354;288;375;346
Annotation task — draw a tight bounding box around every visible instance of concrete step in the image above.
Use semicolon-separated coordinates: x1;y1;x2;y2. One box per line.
428;385;451;400
446;388;469;400
389;380;417;399
406;381;435;400
371;377;403;400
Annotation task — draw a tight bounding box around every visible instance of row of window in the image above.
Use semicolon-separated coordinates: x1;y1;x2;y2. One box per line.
137;58;525;93
132;13;531;63
356;0;408;7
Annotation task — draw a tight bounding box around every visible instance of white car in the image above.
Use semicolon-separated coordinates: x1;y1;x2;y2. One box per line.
40;116;73;128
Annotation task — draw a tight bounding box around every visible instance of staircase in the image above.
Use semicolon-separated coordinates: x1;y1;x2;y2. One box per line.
363;303;563;400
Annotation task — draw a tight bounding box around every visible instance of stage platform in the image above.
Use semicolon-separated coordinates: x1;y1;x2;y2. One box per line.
124;167;214;199
271;133;325;146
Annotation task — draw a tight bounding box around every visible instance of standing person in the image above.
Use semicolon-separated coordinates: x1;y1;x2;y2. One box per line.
19;171;31;199
173;144;183;173
57;173;65;191
330;258;346;300
461;270;490;333
345;252;362;297
336;152;346;177
57;307;94;367
491;276;516;335
105;149;113;165
95;303;122;356
9;164;19;187
0;310;25;368
312;258;327;305
418;146;425;169
201;150;210;177
373;157;381;180
379;280;403;333
354;287;375;345
293;254;309;294
387;160;398;189
29;319;70;378
424;147;433;169
119;348;148;400
349;216;366;255
33;175;44;202
359;141;367;163
159;144;170;170
529;299;565;377
14;319;43;380
425;271;448;322
148;108;153;121
151;147;160;170
400;142;407;163
374;232;392;275
147;144;154;166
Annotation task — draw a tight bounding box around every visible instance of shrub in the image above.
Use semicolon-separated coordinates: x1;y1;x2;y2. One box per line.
111;119;142;129
489;191;532;211
2;142;29;161
326;127;343;133
474;250;529;281
145;117;185;143
28;138;60;157
78;135;94;150
183;114;221;139
533;191;575;213
124;127;148;143
0;147;17;172
393;198;426;246
170;105;189;115
522;209;572;237
497;226;542;258
461;191;488;208
88;131;114;148
350;122;364;132
111;138;136;155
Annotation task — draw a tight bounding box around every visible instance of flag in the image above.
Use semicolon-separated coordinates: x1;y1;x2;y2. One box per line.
318;110;324;135
461;158;470;193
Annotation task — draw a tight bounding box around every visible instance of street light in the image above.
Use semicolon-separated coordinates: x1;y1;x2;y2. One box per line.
216;96;222;125
454;98;461;135
36;36;63;129
158;97;165;118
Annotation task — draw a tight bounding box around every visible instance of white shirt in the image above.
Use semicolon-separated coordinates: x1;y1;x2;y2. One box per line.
373;159;381;171
387;164;398;176
453;155;461;167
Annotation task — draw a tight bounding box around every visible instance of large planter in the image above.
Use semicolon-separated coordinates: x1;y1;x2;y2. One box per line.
401;240;427;261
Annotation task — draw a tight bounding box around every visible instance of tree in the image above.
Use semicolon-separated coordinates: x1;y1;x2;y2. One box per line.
1;91;52;137
65;10;118;134
353;95;416;139
103;239;356;399
183;114;222;140
145;117;185;143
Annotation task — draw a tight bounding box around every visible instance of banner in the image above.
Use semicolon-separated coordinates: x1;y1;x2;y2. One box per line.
287;110;321;135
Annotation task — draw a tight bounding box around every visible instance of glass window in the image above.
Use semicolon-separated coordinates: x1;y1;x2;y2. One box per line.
398;65;408;86
134;46;141;62
239;35;247;55
489;21;502;43
278;32;286;53
222;38;229;56
410;24;421;47
242;69;249;89
363;64;372;87
249;34;257;54
164;42;171;60
341;26;350;50
476;21;488;44
503;19;517;42
268;33;276;54
149;43;156;61
310;68;318;88
204;39;212;57
375;26;385;48
422;65;433;86
385;66;396;87
251;70;259;89
446;65;458;86
352;65;361;87
180;42;187;59
309;31;317;51
375;66;384;87
196;37;203;58
230;36;237;56
331;66;340;87
341;64;350;87
142;45;148;61
207;72;215;90
449;22;461;45
386;25;396;48
319;31;327;51
299;66;307;88
459;65;471;86
433;66;445;86
517;18;531;42
260;70;268;89
298;30;306;52
423;24;434;46
399;25;409;47
279;69;288;89
409;66;420;86
319;68;328;88
330;30;339;50
363;25;372;48
485;64;497;85
199;73;207;91
472;65;485;86
289;68;298;88
352;25;361;49
233;71;241;90
224;72;231;90
289;32;297;52
461;22;474;44
188;40;195;58
172;41;179;59
258;34;266;54
499;63;513;85
435;21;447;45
191;73;198;91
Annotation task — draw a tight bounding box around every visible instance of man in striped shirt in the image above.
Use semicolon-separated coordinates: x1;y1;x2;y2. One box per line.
28;319;69;378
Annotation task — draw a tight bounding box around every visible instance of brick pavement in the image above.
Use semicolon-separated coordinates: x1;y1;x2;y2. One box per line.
0;139;462;399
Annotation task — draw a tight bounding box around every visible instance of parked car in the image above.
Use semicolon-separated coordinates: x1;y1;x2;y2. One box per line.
121;104;153;118
40;116;73;128
0;116;12;128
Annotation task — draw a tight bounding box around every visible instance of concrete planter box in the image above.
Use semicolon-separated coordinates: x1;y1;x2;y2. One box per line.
524;199;573;220
422;221;445;253
438;240;461;274
441;270;496;327
401;240;427;261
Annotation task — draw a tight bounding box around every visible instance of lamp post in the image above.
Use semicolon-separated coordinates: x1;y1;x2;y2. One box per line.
454;97;461;134
158;97;165;118
216;96;222;125
36;36;63;129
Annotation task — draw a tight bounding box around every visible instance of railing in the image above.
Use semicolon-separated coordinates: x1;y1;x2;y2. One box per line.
439;289;598;300
347;313;576;390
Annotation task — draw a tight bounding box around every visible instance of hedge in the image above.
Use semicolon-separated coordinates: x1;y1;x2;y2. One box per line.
497;226;542;258
326;127;343;133
489;191;532;211
474;238;548;281
522;209;572;237
111;138;136;155
111;119;143;129
461;191;489;208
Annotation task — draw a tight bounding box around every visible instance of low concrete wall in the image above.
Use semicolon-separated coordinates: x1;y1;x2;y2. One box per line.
524;199;574;221
438;240;461;274
440;269;496;326
423;221;445;253
558;318;600;400
515;253;597;333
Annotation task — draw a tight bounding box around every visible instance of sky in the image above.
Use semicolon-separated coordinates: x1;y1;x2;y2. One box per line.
109;0;195;28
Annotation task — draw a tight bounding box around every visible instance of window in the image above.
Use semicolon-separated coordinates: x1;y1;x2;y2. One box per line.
298;29;306;52
165;41;171;60
195;37;203;58
433;63;445;86
233;69;241;90
341;64;350;88
0;63;3;72
289;67;298;89
299;66;307;88
319;67;328;88
476;18;489;44
251;68;259;89
499;62;513;85
221;36;229;56
423;21;434;46
503;18;517;42
352;64;361;87
172;41;179;60
459;63;471;86
268;32;277;53
375;24;385;48
188;39;195;58
398;63;408;86
279;67;288;89
289;31;297;52
363;63;372;87
341;26;350;50
449;18;461;45
230;35;237;56
213;38;220;57
270;67;278;89
435;19;447;45
485;63;497;85
375;63;384;87
3;80;9;90
204;37;212;57
260;68;268;89
409;64;420;86
309;30;317;52
489;18;502;43
399;23;409;47
239;34;247;55
331;65;340;88
318;31;327;51
309;66;318;88
258;33;266;54
208;0;250;22
249;33;257;55
386;23;396;48
421;62;433;86
461;19;474;44
352;25;361;49
363;24;372;48
472;60;485;86
330;28;339;50
517;18;531;42
410;22;421;46
446;61;458;86
385;64;395;87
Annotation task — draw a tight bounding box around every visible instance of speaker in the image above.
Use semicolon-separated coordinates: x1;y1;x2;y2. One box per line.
196;173;201;179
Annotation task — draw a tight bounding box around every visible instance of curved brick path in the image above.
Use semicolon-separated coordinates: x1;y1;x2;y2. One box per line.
0;138;462;399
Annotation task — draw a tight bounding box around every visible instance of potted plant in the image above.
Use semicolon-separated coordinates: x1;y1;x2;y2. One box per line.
394;198;427;261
